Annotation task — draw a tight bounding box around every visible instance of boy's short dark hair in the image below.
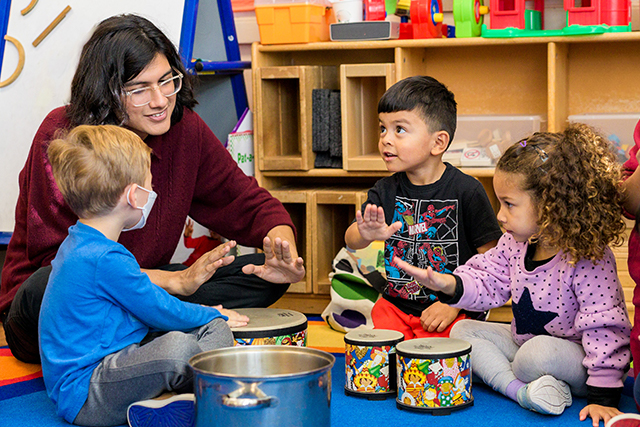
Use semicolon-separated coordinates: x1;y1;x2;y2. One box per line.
378;76;457;146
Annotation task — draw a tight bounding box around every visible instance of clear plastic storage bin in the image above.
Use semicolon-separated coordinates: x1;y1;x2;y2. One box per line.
446;115;547;167
568;113;640;164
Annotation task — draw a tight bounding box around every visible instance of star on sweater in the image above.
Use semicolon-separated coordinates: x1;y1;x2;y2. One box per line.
512;287;558;336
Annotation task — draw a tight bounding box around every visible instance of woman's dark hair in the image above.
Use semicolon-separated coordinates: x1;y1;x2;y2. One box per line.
67;14;197;127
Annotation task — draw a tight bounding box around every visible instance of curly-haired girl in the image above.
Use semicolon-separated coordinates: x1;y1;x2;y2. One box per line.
394;123;631;426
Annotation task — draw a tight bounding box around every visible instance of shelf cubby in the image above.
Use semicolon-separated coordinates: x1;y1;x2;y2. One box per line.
255;65;339;171
340;63;396;171
311;188;369;295
268;189;314;293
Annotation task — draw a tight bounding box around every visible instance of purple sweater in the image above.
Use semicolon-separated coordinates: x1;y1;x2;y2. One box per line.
453;233;631;389
0;107;294;313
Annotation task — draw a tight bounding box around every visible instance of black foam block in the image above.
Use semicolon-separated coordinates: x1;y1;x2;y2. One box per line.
312;89;331;152
329;90;342;158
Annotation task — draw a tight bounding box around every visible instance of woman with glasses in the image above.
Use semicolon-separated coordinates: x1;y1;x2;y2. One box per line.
0;14;304;365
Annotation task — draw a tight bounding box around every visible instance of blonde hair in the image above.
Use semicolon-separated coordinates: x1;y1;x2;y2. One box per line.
497;123;625;263
48;125;152;218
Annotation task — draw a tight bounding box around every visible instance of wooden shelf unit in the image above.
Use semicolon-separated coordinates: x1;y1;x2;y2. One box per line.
253;33;640;317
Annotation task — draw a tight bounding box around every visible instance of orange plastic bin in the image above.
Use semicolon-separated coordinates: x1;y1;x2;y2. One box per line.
255;0;330;44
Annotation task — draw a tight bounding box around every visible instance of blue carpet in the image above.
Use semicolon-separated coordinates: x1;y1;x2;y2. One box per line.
0;391;70;426
0;377;46;401
332;354;638;427
1;353;636;426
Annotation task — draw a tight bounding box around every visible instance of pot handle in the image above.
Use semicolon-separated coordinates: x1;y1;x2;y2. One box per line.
221;382;276;410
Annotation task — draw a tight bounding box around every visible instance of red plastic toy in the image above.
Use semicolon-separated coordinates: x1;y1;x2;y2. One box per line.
487;0;544;30
564;0;630;27
410;0;444;38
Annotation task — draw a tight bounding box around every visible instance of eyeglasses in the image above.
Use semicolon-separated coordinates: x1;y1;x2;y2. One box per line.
124;72;183;107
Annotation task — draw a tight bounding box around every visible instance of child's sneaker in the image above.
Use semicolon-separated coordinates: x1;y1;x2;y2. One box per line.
516;375;572;415
127;393;195;427
606;413;640;427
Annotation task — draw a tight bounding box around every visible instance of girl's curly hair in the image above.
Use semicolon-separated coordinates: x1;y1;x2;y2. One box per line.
496;123;625;263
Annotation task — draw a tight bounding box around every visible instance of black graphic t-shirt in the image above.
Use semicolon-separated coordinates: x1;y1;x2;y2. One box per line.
362;164;503;316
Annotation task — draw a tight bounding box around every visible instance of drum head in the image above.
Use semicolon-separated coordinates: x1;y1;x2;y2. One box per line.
344;329;404;347
396;337;471;359
231;308;308;338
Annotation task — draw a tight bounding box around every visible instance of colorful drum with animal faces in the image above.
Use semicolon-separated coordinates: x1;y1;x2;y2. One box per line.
344;329;404;400
396;338;473;414
230;308;307;346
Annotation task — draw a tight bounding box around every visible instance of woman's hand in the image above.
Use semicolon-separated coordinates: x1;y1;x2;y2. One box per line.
242;236;305;284
579;404;621;427
213;305;249;328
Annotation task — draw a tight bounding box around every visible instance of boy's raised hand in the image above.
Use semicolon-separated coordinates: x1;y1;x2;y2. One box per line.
178;241;237;295
356;204;402;243
393;256;457;296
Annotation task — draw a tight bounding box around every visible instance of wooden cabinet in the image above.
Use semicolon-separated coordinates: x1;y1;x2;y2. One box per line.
253;33;640;317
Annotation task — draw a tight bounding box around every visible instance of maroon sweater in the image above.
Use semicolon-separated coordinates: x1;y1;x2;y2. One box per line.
0;107;294;313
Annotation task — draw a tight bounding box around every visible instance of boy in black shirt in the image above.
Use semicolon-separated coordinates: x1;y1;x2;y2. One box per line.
345;76;502;339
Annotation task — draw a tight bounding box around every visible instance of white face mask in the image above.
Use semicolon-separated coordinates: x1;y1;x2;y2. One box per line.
123;185;157;232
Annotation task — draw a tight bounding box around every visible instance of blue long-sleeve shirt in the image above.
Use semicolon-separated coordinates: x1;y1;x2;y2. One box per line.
39;222;227;423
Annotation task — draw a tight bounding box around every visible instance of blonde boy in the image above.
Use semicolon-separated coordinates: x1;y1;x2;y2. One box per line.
345;76;502;339
39;125;247;427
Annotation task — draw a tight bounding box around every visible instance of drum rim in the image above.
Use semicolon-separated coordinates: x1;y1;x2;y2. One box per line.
396;395;474;412
395;337;471;359
232;320;308;339
344;329;405;346
344;337;404;347
344;386;396;398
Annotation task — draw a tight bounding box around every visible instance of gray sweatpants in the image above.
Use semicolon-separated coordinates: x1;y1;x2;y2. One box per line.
450;319;588;398
73;318;233;426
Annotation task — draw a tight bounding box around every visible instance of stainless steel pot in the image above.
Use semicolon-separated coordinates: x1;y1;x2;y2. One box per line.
189;345;335;426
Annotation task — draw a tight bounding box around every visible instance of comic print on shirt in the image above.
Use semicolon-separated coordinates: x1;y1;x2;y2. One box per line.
385;196;459;303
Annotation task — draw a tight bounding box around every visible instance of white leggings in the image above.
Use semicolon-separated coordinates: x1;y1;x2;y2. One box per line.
450;319;588;397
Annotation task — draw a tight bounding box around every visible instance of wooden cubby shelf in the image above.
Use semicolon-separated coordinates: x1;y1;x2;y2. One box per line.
254;33;640;317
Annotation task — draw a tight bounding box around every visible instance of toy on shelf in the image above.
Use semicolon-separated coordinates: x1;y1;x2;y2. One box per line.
395;0;411;16
481;0;631;38
398;16;413;39
453;0;488;38
564;0;631;32
365;0;387;20
410;0;444;38
485;0;544;33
